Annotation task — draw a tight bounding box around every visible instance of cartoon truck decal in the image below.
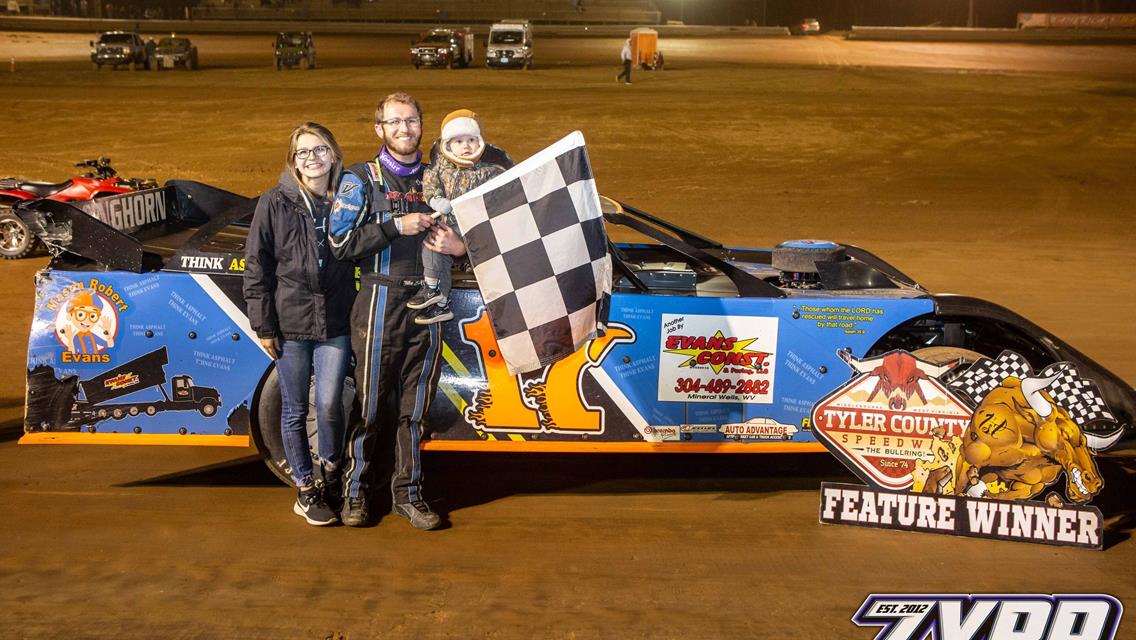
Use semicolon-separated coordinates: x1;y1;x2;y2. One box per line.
27;347;221;432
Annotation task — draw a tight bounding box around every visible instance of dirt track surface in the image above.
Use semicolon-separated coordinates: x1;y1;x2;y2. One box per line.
1;32;1134;638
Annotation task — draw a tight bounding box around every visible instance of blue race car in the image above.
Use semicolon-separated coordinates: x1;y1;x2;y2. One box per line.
17;181;1135;484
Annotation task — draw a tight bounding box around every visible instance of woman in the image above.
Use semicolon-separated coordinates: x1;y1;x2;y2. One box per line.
243;122;355;526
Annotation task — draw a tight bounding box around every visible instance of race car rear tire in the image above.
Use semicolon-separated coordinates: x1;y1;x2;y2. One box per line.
0;208;34;260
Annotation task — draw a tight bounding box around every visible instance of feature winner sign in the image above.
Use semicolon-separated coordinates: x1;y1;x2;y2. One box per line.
811;350;970;490
811;349;1122;550
658;313;777;403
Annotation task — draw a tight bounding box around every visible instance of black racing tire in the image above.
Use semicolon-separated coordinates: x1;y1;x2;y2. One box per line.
252;366;356;487
0;207;34;260
199;400;218;417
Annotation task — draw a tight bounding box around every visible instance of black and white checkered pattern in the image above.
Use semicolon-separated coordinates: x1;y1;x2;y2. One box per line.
452;131;611;374
948;350;1116;426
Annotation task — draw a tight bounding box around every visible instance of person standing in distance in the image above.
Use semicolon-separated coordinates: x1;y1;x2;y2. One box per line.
329;92;466;530
617;38;632;84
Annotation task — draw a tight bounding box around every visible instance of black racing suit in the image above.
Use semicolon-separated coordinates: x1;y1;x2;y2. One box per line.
329;154;442;506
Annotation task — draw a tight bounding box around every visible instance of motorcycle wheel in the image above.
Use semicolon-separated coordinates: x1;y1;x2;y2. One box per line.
0;207;35;260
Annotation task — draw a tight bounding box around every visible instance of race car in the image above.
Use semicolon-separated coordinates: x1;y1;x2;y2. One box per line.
17;181;1135;485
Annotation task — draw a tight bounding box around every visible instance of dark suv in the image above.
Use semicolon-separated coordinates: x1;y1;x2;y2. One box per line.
274;32;316;70
91;31;149;71
410;28;475;69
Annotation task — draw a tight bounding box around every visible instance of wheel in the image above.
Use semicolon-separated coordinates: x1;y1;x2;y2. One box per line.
0;208;34;260
128;406;139;416
145;405;157;416
252;366;356;486
111;408;125;420
199;401;218;417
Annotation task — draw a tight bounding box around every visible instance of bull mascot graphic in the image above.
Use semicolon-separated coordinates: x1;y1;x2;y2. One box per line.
837;350;956;411
955;371;1121;504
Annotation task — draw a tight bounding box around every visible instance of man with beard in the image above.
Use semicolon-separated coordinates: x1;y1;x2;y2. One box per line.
329;92;466;530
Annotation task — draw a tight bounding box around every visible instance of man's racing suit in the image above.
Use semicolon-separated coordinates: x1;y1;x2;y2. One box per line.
329;151;442;507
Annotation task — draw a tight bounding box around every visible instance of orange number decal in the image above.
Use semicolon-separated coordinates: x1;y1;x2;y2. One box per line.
461;310;541;431
460;310;635;435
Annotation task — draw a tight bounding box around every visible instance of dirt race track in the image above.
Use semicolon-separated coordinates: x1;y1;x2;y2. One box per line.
1;32;1135;638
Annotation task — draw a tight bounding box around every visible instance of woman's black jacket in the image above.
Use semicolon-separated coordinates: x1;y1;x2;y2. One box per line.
243;170;356;342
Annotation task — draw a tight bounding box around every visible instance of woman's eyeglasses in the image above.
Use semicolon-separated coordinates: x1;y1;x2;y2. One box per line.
295;145;331;160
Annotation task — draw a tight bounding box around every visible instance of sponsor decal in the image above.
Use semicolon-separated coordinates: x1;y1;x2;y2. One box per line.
80;190;167;231
811;350;972;491
658;313;777;404
103;372;140;391
176;255;244;273
720;417;798;440
679;424;718;433
51;282;126;362
852;593;1122;639
642;425;680;441
820;482;1103;549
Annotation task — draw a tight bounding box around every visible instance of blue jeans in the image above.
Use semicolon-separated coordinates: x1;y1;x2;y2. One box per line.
275;335;351;487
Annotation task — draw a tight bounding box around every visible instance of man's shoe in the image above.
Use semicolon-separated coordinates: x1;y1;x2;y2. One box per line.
394;501;442;530
294;488;337;526
406;284;444;310
341;496;369;527
413;302;453;325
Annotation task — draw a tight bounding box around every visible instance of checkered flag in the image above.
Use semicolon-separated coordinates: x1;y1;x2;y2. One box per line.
451;131;612;375
949;350;1116;426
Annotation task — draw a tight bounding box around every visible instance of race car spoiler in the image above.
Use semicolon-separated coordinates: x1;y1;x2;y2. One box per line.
16;180;255;273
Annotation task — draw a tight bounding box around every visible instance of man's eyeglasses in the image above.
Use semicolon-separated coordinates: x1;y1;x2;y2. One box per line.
294;145;331;160
379;117;422;129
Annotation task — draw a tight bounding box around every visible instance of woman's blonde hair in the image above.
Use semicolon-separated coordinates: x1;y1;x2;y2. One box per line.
287;122;344;200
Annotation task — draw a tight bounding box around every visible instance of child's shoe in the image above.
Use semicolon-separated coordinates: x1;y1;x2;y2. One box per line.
407;284;444;310
414;302;454;325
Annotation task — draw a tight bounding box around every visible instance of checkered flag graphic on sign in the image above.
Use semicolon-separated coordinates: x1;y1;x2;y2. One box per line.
948;350;1032;405
1040;364;1117;426
948;350;1116;426
451;131;612;375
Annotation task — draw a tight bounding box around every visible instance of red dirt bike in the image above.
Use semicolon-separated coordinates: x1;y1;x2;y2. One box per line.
0;157;157;259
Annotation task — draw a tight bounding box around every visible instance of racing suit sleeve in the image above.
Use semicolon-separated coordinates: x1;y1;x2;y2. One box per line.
329;169;401;261
242;194;280;339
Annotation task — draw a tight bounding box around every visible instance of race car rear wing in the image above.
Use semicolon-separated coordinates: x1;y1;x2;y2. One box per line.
15;180;255;273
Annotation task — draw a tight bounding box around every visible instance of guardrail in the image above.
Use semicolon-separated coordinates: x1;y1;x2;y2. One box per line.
0;16;789;37
847;25;1136;42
